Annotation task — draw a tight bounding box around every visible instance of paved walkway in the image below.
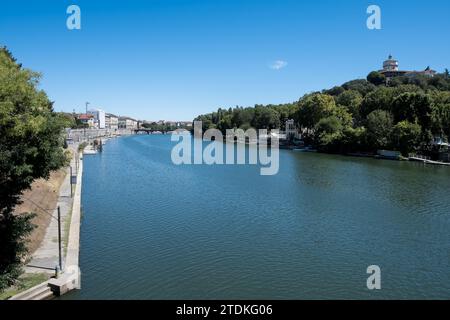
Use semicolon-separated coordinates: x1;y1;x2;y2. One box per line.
25;146;79;274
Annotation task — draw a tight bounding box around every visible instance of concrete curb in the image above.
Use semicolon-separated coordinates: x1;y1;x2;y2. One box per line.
65;153;83;268
48;152;83;296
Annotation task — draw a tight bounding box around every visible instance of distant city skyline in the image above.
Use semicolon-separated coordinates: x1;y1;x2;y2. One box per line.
1;0;449;120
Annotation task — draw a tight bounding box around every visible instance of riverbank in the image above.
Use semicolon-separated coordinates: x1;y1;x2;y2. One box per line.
14;169;68;257
0;151;75;300
23;146;79;275
6;146;84;300
46;151;84;297
225;136;450;166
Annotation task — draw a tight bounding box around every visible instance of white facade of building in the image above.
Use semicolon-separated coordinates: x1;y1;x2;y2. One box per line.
88;109;106;129
285;119;298;140
105;113;119;130
119;117;138;129
379;55;436;81
382;55;399;71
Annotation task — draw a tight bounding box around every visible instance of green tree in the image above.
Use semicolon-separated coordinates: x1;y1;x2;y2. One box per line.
428;74;450;91
391;121;422;155
56;112;76;129
336;90;363;119
239;122;252;131
0;48;68;291
236;108;255;128
367;71;386;86
430;99;450;139
272;103;296;129
252;107;280;129
323;86;345;96
407;74;429;90
314;116;344;152
341;126;367;152
442;104;450;139
342;79;376;96
295;93;337;129
391;92;433;129
365;110;394;149
217;113;233;133
360;86;395;118
194;114;215;131
391;84;424;97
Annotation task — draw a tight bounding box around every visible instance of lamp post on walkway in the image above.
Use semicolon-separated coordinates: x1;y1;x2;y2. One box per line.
57;206;62;271
84;102;90;139
70;166;73;198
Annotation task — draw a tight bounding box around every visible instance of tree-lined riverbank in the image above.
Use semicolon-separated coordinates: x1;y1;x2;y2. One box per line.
195;70;450;159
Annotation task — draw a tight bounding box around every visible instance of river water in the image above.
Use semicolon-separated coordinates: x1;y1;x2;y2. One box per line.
65;134;450;299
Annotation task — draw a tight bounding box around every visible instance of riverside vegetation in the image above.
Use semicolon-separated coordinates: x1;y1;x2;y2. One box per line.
194;70;450;156
0;48;69;292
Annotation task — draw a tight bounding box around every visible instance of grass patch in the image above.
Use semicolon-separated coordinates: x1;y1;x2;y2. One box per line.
0;273;50;300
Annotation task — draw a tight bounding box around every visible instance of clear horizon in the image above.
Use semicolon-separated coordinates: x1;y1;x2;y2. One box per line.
1;0;449;121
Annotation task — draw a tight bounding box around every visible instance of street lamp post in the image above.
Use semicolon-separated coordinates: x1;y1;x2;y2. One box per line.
57;206;63;271
84;102;90;139
70;166;73;198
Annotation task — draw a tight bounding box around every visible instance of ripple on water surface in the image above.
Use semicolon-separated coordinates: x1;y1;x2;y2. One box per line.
64;135;450;299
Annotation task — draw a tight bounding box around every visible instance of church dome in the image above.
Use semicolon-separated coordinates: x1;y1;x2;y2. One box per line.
383;55;399;71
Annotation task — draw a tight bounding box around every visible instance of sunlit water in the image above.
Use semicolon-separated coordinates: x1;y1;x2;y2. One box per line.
64;135;450;299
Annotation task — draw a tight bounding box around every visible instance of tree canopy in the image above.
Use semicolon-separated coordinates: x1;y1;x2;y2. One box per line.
194;68;450;157
0;48;68;291
367;71;386;86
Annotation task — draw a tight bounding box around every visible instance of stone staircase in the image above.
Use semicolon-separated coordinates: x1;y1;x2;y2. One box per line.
9;281;54;300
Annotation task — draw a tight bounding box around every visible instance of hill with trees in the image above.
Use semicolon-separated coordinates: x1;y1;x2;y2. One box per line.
194;69;450;156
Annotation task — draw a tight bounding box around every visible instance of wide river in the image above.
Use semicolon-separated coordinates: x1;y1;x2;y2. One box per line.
65;134;450;299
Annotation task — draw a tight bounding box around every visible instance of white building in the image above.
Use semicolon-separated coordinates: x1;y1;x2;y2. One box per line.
105;113;119;130
88;108;106;129
382;55;399;72
77;114;95;127
379;55;436;81
285;119;299;140
118;116;138;129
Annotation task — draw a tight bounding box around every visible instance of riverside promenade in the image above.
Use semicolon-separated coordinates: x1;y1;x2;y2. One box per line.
24;147;79;274
10;147;84;299
64;150;83;274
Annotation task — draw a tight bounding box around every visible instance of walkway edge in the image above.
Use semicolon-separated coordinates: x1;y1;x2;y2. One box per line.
65;152;83;268
47;153;83;296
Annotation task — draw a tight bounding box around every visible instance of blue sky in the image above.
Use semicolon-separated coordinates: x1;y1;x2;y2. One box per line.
1;0;449;120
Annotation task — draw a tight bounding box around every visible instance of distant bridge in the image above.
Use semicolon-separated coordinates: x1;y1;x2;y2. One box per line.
133;128;169;135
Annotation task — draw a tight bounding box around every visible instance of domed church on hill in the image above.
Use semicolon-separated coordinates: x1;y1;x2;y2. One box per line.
379;55;436;81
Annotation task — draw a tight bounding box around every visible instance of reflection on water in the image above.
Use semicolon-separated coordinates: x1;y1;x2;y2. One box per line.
64;135;450;299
